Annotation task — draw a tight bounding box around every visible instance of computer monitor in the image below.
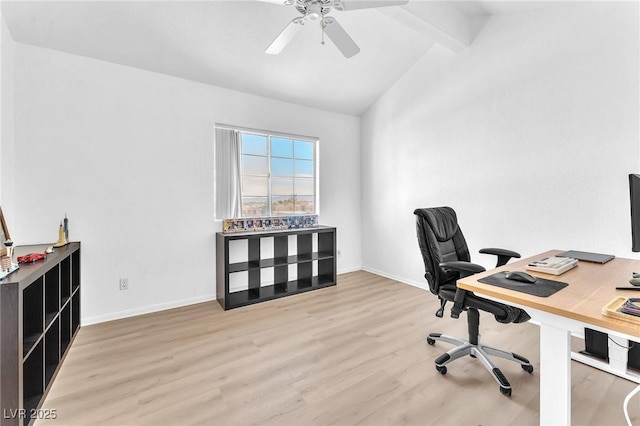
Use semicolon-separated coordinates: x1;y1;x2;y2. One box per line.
630;174;640;252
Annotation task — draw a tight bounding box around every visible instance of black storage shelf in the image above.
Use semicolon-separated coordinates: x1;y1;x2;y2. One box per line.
217;226;337;310
1;242;81;426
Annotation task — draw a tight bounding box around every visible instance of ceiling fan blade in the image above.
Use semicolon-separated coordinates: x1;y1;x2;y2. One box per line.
335;0;409;11
266;17;305;55
322;17;360;58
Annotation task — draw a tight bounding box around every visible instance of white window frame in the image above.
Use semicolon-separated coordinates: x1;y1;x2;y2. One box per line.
216;124;319;218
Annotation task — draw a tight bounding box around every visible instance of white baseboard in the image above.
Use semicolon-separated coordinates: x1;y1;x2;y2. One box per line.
361;266;428;291
82;266;418;326
337;265;363;275
82;294;217;326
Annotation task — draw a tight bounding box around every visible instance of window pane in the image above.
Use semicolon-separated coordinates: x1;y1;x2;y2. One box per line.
294;140;314;160
295;195;315;214
294;159;313;178
271;137;293;158
272;196;294;215
271;158;292;177
242;133;267;156
242;155;268;175
295;178;314;196
272;178;293;196
242;197;268;216
243;176;268;196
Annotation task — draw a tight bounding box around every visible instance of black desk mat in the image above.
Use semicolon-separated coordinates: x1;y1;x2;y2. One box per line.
478;271;568;297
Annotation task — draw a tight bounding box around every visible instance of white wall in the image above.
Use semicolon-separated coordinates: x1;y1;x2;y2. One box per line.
11;43;361;324
1;12;16;221
361;1;640;287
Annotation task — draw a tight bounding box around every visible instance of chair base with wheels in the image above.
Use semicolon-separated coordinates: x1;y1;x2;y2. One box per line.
426;307;533;396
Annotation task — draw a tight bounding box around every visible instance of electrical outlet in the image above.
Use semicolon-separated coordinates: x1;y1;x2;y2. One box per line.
119;278;129;290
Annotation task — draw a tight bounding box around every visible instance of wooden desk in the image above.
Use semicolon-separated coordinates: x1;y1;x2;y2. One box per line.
457;250;640;426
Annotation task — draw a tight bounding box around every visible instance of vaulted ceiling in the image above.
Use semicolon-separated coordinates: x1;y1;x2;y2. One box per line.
1;1;544;116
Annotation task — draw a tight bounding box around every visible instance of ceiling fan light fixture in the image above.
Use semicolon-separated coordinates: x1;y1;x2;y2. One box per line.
306;3;323;20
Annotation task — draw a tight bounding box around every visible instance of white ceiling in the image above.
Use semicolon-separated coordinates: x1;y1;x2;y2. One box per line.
0;1;544;116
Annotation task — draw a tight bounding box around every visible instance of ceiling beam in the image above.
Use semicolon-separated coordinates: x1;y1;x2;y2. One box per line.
379;1;473;52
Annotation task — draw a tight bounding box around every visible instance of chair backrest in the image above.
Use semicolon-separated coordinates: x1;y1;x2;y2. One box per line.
414;207;470;295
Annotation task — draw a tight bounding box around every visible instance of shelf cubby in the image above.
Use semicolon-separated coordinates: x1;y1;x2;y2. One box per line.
71;250;80;291
23;277;43;357
217;227;336;310
71;291;80;335
1;242;81;426
60;256;71;306
23;340;44;418
60;302;71;356
45;318;60;388
44;267;60;327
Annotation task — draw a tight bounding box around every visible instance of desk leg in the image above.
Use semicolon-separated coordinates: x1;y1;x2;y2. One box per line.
540;322;571;426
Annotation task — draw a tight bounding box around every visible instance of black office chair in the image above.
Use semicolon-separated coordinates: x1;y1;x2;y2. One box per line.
414;206;533;396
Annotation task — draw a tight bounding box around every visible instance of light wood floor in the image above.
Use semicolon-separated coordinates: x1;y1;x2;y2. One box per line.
37;271;639;425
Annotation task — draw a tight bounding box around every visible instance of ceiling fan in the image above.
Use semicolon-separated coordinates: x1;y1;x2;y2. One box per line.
262;0;409;58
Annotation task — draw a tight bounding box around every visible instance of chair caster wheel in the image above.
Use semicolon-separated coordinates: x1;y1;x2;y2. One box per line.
521;364;534;374
436;365;447;375
500;386;512;397
427;337;436;345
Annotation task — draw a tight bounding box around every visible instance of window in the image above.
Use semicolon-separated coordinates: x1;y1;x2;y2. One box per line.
214;125;318;219
240;131;317;217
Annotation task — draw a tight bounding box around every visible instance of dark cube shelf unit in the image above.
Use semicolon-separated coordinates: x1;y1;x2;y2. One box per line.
1;242;81;426
216;226;336;310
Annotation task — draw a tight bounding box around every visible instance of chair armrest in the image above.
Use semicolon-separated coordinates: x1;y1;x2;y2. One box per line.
439;261;486;318
439;261;486;277
479;248;521;267
479;248;521;258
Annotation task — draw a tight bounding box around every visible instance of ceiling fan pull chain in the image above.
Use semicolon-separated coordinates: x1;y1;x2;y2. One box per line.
321;17;325;45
